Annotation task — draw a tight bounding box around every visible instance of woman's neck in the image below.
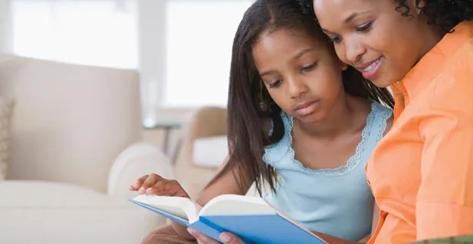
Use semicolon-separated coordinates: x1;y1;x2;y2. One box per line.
417;16;444;64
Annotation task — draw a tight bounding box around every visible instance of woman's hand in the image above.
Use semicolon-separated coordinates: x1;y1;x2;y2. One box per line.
129;173;189;198
188;229;243;244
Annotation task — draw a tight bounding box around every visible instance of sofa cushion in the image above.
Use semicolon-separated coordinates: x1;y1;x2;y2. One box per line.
0;97;12;180
192;135;228;168
0;181;122;207
0;181;164;243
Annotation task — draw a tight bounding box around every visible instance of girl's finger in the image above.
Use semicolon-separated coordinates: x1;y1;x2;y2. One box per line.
142;173;163;189
130;174;150;191
220;232;243;244
187;228;219;244
165;180;189;197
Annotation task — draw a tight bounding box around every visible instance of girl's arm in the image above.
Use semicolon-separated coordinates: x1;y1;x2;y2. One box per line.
189;229;359;244
196;160;253;205
130;159;252;240
176;162;253;239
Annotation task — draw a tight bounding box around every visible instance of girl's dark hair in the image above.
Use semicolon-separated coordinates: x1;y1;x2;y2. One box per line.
208;0;393;195
297;0;473;35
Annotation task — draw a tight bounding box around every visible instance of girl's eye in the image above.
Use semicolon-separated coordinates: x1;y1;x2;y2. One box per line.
268;80;281;88
301;63;317;73
329;35;341;44
356;21;372;32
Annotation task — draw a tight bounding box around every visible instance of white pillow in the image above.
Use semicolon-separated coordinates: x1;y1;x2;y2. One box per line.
0;97;13;180
192;136;228;168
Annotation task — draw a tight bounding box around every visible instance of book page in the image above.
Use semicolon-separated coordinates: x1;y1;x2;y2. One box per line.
132;195;202;221
199;194;275;216
197;194;326;243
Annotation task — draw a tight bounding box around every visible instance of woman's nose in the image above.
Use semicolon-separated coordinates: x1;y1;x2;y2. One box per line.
344;37;366;64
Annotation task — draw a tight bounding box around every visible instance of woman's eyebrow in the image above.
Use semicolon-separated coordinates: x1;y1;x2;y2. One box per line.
343;10;371;23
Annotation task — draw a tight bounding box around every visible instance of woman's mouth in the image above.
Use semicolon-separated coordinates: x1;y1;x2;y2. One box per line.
358;57;382;80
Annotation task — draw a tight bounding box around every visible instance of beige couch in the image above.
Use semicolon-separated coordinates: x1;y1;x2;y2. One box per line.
0;55;173;244
173;106;227;198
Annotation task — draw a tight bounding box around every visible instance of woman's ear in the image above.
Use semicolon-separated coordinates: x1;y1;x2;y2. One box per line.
415;0;426;15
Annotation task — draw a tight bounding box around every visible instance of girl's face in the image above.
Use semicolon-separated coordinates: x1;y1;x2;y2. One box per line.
313;0;435;87
252;28;345;123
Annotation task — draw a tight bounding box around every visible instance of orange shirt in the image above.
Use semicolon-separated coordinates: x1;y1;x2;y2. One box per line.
367;21;473;243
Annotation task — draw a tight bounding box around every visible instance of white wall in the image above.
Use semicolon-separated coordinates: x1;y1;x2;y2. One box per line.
0;0;12;53
137;0;166;126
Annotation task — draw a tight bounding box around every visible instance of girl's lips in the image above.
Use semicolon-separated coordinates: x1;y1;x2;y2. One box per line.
294;100;320;117
358;57;382;80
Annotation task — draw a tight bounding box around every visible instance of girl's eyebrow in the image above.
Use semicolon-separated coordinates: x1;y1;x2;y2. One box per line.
259;47;318;77
259;70;276;77
292;47;318;61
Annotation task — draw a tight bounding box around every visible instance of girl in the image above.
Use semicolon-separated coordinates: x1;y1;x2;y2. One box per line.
131;0;393;243
299;0;473;242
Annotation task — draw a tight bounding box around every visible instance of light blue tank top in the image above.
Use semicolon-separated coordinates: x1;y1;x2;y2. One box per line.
262;102;392;241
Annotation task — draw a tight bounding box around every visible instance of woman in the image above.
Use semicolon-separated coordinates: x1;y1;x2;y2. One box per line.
300;0;473;242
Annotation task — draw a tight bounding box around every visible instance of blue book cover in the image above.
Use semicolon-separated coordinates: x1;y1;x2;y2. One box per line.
130;194;326;243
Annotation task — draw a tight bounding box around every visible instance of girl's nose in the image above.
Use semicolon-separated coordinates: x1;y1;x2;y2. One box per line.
288;77;308;99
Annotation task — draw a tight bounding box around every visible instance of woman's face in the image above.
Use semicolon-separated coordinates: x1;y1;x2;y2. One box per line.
313;0;435;87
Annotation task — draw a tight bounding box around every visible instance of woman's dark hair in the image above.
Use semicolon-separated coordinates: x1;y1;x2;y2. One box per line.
208;0;393;195
395;0;473;34
297;0;473;35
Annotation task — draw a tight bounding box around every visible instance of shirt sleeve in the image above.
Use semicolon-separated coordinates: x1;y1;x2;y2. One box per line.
417;112;473;239
416;55;473;239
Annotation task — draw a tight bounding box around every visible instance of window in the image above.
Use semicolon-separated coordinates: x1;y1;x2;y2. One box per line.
11;0;137;69
8;0;254;124
163;0;253;107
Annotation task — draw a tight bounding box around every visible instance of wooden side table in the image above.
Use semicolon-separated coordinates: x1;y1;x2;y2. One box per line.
143;120;182;157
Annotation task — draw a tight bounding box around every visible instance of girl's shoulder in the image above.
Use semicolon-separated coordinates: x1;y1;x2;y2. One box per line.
370;101;392;119
364;102;393;141
262;112;292;165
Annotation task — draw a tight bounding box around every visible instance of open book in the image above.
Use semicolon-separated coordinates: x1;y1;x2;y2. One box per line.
130;194;326;243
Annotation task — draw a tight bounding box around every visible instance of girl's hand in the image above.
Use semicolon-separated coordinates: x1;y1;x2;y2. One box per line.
129;173;189;198
187;229;243;244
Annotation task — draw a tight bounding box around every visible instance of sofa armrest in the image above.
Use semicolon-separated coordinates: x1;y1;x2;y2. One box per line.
107;143;174;197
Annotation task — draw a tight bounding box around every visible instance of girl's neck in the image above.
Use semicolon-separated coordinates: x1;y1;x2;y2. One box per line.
294;95;369;139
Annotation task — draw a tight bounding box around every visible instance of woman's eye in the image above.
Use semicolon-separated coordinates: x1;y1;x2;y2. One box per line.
356;22;372;32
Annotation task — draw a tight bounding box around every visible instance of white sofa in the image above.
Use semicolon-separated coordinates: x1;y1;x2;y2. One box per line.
0;55;173;244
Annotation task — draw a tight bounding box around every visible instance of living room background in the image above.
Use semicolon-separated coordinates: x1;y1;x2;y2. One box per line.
0;0;252;125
